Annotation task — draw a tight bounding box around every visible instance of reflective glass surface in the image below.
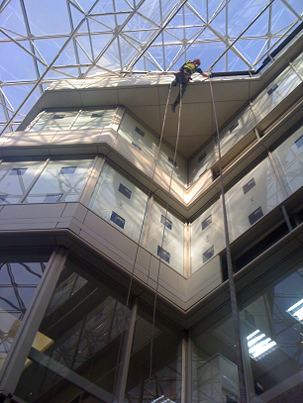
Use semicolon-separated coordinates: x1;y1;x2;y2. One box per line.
125;304;182;403
191;198;225;272
226;157;285;242
272;125;303;196
89;162;149;243
144;201;184;273
191;251;303;402
0;257;50;370
14;261;132;402
14;258;182;403
25;159;93;203
0;161;43;204
118;112;158;161
28;109;116;132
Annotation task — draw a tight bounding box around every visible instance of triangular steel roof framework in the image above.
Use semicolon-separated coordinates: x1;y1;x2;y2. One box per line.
0;0;302;134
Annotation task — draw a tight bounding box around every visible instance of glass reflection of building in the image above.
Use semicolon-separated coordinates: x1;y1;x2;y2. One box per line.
0;31;303;403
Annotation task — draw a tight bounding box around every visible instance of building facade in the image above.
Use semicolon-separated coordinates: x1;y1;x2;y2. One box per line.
0;27;303;403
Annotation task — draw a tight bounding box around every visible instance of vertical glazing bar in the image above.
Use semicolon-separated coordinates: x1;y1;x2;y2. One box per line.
281;204;293;232
0;246;68;395
184;223;190;277
116;299;138;403
267;151;289;199
186;335;193;403
181;331;188;403
289;59;303;81
78;155;104;205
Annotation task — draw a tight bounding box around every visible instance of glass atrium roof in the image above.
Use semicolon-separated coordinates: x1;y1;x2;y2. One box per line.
0;0;302;134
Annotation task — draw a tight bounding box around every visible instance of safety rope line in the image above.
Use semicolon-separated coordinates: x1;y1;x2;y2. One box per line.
208;76;248;403
112;81;174;402
148;83;183;388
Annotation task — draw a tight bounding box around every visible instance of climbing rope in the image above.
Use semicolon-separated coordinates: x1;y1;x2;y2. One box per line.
208;75;248;403
148;82;183;387
112;80;174;402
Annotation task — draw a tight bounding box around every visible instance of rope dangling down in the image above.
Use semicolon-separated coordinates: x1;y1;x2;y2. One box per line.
208;76;248;403
112;82;174;402
148;82;183;386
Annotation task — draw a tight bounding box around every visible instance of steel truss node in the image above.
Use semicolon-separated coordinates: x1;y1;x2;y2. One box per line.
0;0;302;133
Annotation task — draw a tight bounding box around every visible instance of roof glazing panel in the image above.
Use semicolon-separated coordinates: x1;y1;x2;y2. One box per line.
0;0;302;133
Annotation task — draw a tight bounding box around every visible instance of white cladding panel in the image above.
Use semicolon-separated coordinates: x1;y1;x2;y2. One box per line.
191;198;225;273
218;105;257;158
144;201;184;274
253;65;301;120
190;139;216;183
226;158;285;241
89;163;148;243
272;125;303;196
118;112;158;161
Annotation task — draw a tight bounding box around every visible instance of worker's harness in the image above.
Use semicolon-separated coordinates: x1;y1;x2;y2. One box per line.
181;60;200;76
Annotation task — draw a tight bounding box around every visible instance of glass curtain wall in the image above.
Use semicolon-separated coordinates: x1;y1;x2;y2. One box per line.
0;159;93;205
88;162;149;243
191;251;303;403
14;257;182;403
272;125;303;196
225;157;285;242
124;303;182;403
27;109;116;132
118;111;187;187
0;162;44;204
0;253;51;371
191;199;225;273
144;200;184;274
188;51;303;184
25;159;93;203
88;162;185;273
190;121;303;271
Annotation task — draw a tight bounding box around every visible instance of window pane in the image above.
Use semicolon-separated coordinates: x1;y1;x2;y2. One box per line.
272;125;303;195
118;112;158;161
144;201;184;274
29;111;78;131
125;304;182;403
25;159;93;203
14;260;132;403
191;250;303;402
89;163;148;242
71;109;116;130
0;257;50;371
226;157;285;242
190;140;216;183
254;65;301;120
0;161;43;204
191;198;225;272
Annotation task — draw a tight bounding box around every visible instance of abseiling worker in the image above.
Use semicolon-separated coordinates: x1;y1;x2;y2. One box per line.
171;58;209;112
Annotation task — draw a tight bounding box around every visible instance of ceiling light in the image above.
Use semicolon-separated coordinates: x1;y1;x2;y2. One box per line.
247;329;277;361
287;298;303;324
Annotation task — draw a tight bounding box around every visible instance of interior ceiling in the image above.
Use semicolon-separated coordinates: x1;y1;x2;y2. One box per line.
0;0;302;140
